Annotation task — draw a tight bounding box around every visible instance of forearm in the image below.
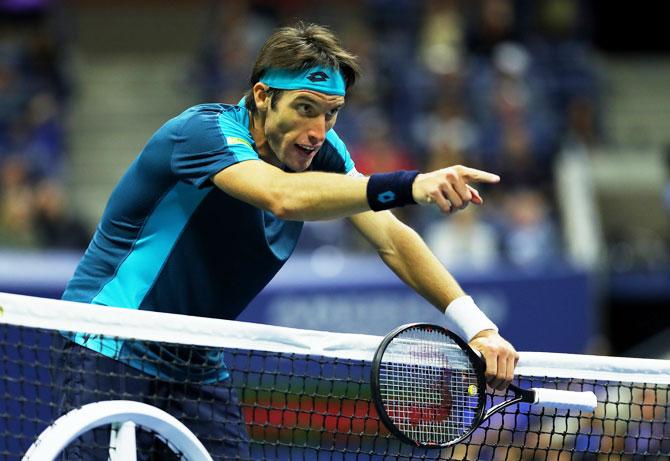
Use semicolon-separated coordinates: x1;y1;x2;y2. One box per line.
378;221;466;312
379;221;499;342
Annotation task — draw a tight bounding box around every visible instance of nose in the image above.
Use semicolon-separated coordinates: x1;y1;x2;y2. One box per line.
307;115;327;145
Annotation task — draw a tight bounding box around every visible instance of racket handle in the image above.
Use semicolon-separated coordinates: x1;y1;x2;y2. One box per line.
531;388;598;412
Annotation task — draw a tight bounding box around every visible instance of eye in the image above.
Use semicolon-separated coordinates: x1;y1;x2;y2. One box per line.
325;107;342;123
296;103;315;116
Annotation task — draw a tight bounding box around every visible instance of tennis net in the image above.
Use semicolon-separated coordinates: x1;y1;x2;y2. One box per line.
0;291;668;460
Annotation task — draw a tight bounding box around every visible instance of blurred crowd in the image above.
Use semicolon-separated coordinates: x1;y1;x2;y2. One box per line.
192;0;602;270
0;5;90;250
0;0;605;270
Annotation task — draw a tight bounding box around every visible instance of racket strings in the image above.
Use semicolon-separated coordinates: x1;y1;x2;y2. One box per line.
378;328;481;444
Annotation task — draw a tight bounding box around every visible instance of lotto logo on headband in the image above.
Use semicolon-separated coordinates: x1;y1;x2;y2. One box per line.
307;71;329;83
260;66;346;96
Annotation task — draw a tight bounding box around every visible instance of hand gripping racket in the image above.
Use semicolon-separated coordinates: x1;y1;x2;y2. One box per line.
370;323;598;448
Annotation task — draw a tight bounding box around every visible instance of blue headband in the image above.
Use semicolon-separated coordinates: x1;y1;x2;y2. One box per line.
259;66;346;96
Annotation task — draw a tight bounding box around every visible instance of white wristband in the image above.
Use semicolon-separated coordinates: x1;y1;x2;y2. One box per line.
444;295;498;342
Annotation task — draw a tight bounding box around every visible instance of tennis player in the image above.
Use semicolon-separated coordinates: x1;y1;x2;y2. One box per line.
57;23;519;460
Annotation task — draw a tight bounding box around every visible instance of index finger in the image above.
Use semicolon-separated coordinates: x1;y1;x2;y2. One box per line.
455;166;501;183
474;348;499;387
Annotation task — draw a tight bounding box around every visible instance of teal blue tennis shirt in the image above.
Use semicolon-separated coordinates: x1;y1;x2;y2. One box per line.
62;102;357;381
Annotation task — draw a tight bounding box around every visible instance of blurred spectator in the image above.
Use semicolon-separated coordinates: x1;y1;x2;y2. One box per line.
0;40;30;149
424;205;500;271
562;94;601;152
469;42;558;187
21;27;71;103
350;114;416;174
0;156;90;250
417;0;465;78
464;0;519;58
364;0;424;144
32;179;90;249
0;156;37;247
325;18;382;147
498;188;561;268
11;91;65;177
527;0;601;140
0;2;76;251
192;1;273;102
1;10;68;170
415;89;478;171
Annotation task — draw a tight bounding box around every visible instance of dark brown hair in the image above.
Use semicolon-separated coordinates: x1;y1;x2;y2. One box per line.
244;23;361;114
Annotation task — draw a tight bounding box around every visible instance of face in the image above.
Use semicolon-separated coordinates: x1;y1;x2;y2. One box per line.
258;87;345;172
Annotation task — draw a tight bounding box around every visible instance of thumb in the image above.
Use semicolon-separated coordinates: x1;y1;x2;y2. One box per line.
468;185;483;205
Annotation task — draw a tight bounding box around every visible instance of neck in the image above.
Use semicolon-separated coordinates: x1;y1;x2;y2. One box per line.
248;110;281;167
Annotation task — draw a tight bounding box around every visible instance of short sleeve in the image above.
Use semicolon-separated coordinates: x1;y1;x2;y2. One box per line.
171;107;259;188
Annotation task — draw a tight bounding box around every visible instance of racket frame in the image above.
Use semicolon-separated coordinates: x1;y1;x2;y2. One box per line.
370;323;488;448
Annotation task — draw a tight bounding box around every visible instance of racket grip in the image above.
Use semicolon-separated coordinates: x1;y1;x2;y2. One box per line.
531;388;598;412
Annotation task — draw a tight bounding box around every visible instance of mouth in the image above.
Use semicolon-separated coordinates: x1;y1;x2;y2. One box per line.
294;143;320;157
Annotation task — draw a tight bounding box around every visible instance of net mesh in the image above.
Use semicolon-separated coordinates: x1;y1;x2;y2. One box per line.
1;292;669;461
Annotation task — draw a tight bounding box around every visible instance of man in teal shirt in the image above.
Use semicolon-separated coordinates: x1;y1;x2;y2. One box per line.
58;23;518;460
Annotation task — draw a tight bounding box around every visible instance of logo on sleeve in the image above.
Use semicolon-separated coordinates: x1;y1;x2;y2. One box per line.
226;136;253;149
307;71;329;82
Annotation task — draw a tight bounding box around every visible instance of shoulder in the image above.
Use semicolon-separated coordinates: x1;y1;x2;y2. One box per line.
312;129;356;174
177;103;247;132
217;105;255;148
172;103;254;151
169;104;258;187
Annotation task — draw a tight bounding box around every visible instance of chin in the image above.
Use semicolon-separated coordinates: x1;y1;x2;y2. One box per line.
286;164;309;173
285;158;313;172
278;148;314;172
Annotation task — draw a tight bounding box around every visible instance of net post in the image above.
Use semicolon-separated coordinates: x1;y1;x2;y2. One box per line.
22;400;213;461
109;421;137;461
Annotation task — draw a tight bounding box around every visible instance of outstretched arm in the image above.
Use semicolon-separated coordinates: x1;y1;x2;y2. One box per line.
212;160;369;220
212;161;499;221
348;208;519;390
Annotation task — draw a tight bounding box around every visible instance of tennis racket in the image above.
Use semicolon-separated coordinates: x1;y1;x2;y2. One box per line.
370;323;598;448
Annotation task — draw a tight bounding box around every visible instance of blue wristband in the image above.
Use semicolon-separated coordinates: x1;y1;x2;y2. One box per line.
366;170;420;211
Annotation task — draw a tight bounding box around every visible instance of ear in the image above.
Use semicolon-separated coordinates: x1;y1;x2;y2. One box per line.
252;82;270;113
